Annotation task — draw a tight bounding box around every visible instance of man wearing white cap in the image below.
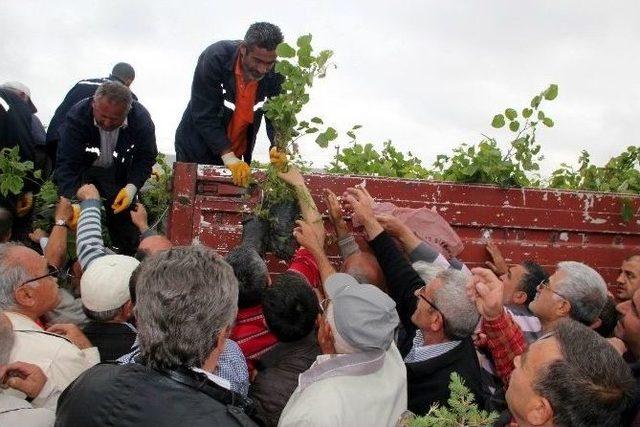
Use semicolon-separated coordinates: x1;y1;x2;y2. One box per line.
279;220;407;427
75;183;139;360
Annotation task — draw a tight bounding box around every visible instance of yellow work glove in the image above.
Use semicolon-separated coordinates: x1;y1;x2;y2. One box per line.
112;184;137;214
69;204;81;230
222;152;251;187
269;147;288;172
15;192;33;217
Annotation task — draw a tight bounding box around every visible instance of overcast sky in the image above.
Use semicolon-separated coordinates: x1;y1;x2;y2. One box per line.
2;1;639;177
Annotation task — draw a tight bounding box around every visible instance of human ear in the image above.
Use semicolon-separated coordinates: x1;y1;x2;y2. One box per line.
14;287;35;308
525;396;554;426
513;290;527;305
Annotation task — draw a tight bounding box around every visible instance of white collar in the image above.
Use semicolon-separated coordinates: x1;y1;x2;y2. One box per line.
5;311;41;331
191;367;231;390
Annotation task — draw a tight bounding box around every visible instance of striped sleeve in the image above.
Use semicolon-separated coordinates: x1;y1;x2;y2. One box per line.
77;199;107;270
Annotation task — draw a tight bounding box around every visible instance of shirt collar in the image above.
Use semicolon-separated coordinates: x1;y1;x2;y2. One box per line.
5;311;41;331
191;367;231;390
404;330;461;363
298;348;386;392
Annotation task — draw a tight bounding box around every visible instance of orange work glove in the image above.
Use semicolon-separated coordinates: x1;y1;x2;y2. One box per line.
269;146;289;172
222;152;251;187
111;184;137;214
15;192;33;217
69;204;81;230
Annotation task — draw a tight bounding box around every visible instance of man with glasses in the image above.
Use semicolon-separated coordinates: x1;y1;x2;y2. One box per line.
468;268;634;426
467;262;607;386
343;186;486;415
0;242;99;409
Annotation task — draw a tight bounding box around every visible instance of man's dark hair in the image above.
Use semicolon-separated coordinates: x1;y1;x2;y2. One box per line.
519;261;548;305
83;305;122;322
225;245;268;309
595;294;617;338
263;272;318;342
535;319;635;426
0;208;12;242
111;62;135;83
244;22;283;51
128;263;142;305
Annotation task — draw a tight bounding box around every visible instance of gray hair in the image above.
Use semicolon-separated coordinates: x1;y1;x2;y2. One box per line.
94;81;133;110
412;261;444;284
0;312;15;364
0;242;30;310
135;245;238;370
111;62;135;83
535;319;635;426
555;261;607;325
433;269;479;340
244;22;283;51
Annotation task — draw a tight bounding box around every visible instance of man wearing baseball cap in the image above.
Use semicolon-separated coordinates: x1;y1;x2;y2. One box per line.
74;183;140;360
80;254;139;361
279;221;407;427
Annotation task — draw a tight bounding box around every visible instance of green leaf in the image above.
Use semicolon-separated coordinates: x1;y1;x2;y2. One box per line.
33;169;42;179
352;124;362;130
531;95;541;109
544;84;559;101
275;42;295;58
522;108;533;118
538;111;545;120
491;114;505;128
543;117;554;127
505;108;517;120
347;131;356;139
509;120;520;132
310;117;323;124
316;50;333;68
315;127;338;148
296;34;312;49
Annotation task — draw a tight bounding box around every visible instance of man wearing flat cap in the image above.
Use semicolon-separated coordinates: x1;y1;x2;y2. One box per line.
279;220;407;427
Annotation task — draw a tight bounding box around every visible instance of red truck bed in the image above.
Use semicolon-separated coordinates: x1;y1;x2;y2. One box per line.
167;162;640;288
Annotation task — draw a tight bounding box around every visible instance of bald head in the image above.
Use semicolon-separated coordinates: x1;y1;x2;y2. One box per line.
136;235;172;260
343;251;386;292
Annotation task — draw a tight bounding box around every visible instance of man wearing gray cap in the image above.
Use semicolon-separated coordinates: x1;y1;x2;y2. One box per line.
279;220;407;427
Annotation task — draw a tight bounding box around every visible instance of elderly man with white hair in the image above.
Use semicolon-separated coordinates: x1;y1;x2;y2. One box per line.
468;261;608;386
0;242;99;409
279;219;407;427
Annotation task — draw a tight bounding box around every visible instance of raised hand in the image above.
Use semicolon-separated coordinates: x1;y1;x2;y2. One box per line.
467;267;505;320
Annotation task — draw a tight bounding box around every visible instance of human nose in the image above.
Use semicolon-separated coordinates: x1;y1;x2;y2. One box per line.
617;272;626;284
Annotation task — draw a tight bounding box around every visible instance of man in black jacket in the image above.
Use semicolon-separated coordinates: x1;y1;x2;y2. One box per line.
344;186;486;415
54;81;157;254
0;87;42;241
46;63;136;167
56;245;258;427
175;22;283;187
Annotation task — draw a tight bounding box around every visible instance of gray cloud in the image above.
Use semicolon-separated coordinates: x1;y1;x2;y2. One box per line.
2;0;639;178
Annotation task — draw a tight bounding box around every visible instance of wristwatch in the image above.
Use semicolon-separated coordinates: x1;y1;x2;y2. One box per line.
54;219;68;228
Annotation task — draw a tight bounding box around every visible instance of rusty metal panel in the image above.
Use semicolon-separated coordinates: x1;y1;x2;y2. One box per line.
167;163;640;287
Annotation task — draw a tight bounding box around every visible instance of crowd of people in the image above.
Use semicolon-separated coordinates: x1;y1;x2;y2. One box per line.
1;20;640;427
